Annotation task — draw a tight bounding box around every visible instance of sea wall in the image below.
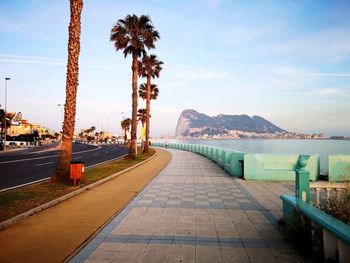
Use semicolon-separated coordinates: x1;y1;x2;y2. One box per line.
152;142;320;181
329;155;350;181
244;153;319;181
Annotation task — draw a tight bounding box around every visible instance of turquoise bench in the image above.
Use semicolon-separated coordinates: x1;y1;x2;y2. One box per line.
281;195;350;262
244;153;319;181
329;155;350;182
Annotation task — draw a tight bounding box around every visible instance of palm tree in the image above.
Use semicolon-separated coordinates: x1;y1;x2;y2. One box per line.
121;118;131;144
138;54;163;153
137;108;147;127
0;109;11;147
137;108;147;149
90;126;96;134
51;0;83;183
110;14;159;158
138;82;160;153
139;83;159;100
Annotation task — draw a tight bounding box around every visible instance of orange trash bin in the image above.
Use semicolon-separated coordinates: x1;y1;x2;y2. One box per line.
70;161;85;187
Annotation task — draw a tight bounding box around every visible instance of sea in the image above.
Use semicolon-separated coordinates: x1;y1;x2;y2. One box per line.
169;139;350;174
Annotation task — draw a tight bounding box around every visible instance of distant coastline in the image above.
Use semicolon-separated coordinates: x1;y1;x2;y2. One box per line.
160;137;350;141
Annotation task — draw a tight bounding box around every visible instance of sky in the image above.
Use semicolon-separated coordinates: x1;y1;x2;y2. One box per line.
0;0;350;137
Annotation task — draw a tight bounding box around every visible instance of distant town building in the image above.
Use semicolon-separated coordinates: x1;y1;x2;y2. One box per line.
6;112;52;137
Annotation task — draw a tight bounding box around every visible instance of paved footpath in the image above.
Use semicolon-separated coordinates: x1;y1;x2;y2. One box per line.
71;149;303;263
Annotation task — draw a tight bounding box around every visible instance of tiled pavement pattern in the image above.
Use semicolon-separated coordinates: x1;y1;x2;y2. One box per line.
71;149;304;263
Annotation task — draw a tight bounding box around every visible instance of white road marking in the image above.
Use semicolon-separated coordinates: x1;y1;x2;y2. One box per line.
0;153;128;193
0;145;102;164
75;156;82;159
35;162;54;167
93;153;98;156
0;177;50;193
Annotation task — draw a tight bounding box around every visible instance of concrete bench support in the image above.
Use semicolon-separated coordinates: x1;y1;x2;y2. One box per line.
295;155;310;203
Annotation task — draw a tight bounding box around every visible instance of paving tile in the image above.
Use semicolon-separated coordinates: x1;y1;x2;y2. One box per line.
85;250;116;263
72;149;302;263
195;254;223;263
238;230;263;239
167;253;195;263
96;242;123;252
216;229;239;238
112;251;143;263
119;243;147;253
245;247;275;258
220;247;247;256
222;254;250;263
171;244;195;255
196;245;221;256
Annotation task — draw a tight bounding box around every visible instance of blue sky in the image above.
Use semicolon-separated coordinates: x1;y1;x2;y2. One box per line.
0;0;349;137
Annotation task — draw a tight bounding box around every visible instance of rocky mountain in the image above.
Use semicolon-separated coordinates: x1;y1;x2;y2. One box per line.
175;109;287;138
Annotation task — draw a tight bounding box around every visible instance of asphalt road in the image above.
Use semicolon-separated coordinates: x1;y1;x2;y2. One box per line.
0;143;129;191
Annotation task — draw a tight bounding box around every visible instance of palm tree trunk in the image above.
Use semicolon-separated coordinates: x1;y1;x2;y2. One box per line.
129;52;138;157
51;0;83;183
144;75;151;153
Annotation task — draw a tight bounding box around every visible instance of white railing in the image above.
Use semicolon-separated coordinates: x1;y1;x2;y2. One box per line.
310;181;350;208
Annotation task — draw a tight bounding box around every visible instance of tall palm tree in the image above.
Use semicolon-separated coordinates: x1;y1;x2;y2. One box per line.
110;14;159;158
139;55;163;153
51;0;83;183
121;118;131;144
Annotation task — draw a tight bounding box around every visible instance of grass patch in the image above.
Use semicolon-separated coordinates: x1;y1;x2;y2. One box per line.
0;148;155;222
83;148;154;184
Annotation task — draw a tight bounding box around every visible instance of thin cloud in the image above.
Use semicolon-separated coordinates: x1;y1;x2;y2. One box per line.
0;54;123;70
318;88;347;96
273;28;350;62
164;67;228;88
0;58;65;66
0;18;24;32
273;66;350;77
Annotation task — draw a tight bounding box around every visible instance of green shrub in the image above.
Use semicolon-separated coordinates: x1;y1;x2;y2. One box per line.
319;193;350;225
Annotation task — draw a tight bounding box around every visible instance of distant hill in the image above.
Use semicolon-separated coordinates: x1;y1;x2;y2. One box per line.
175;109;287;138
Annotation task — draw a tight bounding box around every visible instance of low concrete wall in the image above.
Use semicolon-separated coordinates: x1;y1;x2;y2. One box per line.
329;155;350;182
244;153;319;181
224;151;245;177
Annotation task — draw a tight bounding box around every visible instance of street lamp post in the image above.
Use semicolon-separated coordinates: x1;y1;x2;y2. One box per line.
77;118;80;135
4;77;10;151
57;104;64;132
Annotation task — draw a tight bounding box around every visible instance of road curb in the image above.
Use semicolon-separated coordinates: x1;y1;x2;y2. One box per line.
0;153;157;231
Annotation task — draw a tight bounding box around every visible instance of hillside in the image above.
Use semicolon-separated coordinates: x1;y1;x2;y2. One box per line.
175;109;287;138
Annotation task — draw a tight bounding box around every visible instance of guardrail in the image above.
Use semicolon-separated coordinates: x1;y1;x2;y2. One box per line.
153;142;350;182
152;142;245;177
310;181;350;208
281;164;350;262
281;195;350;262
